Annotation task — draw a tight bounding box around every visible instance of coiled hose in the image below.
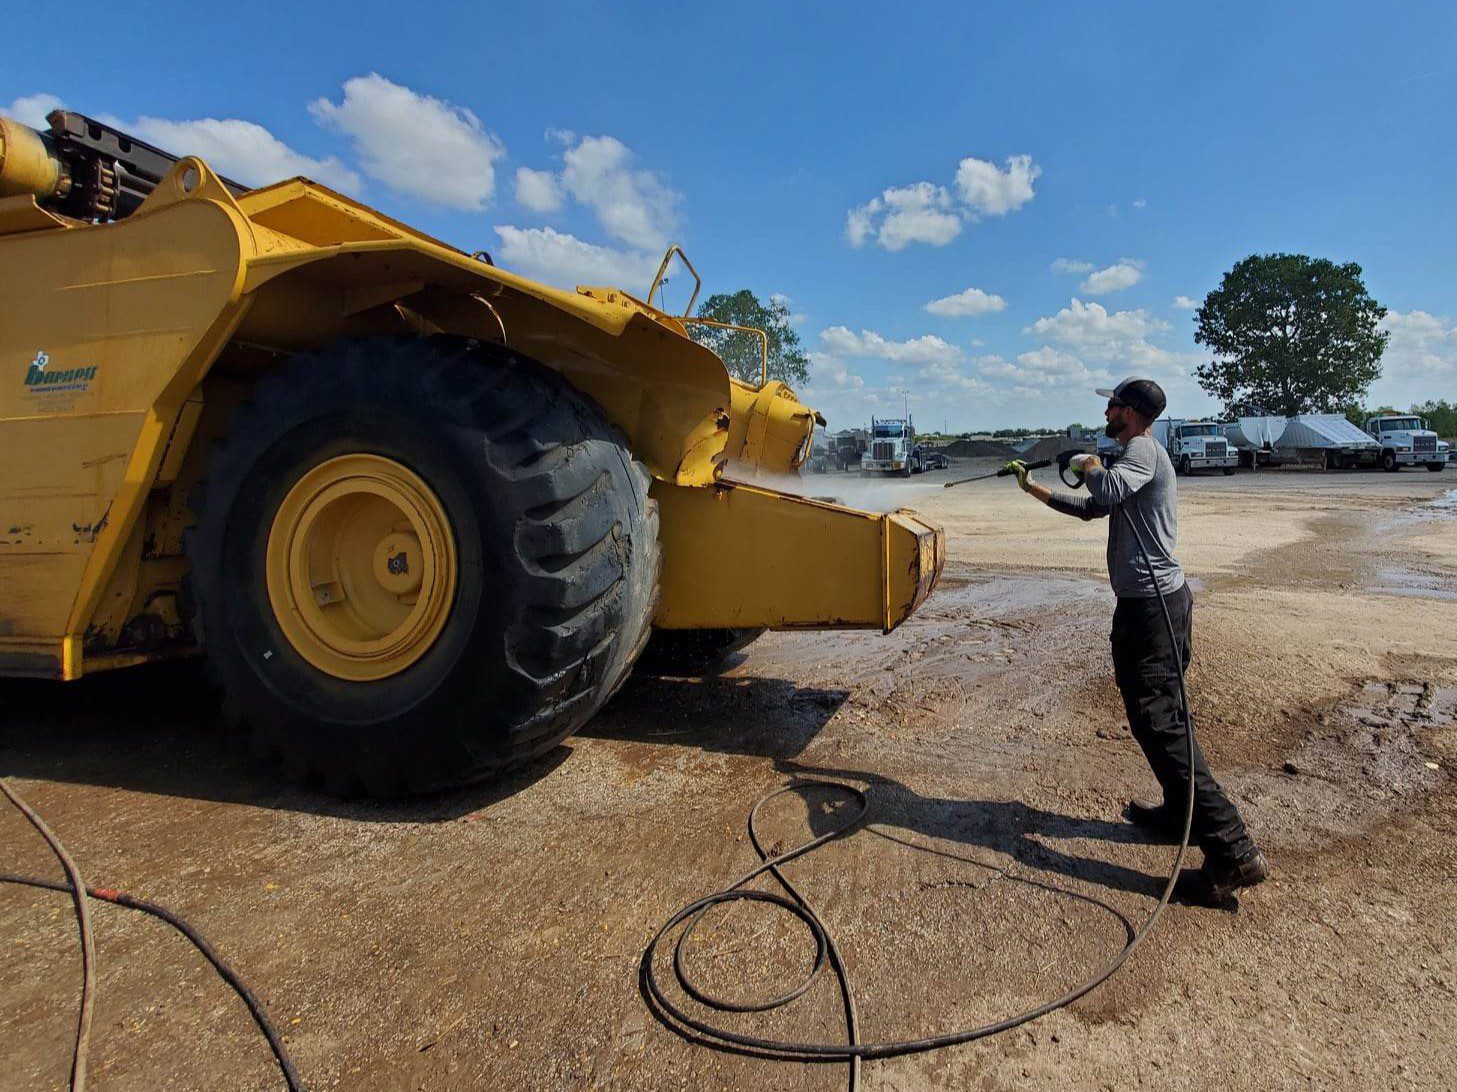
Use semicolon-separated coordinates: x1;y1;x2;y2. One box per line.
640;506;1196;1089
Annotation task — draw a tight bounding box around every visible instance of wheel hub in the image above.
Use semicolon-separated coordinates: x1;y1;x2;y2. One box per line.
265;454;457;681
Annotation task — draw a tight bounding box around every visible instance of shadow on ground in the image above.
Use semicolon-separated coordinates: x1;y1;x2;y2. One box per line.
584;658;849;761
593;668;1170;905
0;660;567;822
0;656;848;824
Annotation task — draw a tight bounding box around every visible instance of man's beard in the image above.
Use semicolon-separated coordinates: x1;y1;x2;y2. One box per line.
1104;420;1121;439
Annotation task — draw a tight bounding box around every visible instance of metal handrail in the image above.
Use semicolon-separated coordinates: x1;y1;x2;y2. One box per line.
678;317;770;388
646;244;702;317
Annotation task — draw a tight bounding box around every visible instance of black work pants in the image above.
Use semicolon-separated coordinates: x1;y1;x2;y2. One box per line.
1110;583;1251;857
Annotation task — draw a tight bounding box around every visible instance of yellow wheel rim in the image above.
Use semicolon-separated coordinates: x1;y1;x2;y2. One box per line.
265;454;457;682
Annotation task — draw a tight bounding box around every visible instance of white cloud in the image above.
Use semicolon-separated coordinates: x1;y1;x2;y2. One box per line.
310;74;504;210
493;225;658;291
1051;258;1095;275
917;357;988;392
845;201;878;247
974;354;1021;381
969;347;1109;391
845;182;961;251
1026;299;1167;353
6;93;63;129
1080;260;1145;295
1022;298;1196;381
558;135;679;250
820;327;963;366
807;352;865;389
954;154;1041;216
1133;198;1147;209
126;116;362;192
1017;346;1092;378
845;153;1039;251
770;292;807;326
514;167;563;213
1172;295;1199;310
924;287;1008;317
1370;310;1457;408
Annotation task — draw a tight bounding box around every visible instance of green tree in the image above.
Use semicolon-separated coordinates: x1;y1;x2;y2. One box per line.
1413;398;1457;438
1194;254;1387;416
687;290;809;386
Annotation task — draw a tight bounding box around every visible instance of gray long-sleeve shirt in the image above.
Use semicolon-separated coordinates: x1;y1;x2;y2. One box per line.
1046;434;1185;599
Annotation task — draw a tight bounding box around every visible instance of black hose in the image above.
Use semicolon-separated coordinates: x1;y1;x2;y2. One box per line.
0;872;307;1092
0;779;97;1092
640;505;1195;1088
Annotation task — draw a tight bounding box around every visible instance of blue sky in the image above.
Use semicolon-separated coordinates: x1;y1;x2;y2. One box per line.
8;1;1455;430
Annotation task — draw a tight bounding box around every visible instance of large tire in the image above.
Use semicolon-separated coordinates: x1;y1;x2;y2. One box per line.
1177;455;1191;476
639;627;766;675
1382;450;1400;472
186;337;659;796
1429;463;1446;472
1222;465;1237;475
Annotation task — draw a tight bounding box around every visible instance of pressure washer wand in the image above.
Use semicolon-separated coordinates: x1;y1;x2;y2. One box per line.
942;458;1052;489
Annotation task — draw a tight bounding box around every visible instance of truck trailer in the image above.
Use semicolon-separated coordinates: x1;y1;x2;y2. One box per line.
1223;414;1381;470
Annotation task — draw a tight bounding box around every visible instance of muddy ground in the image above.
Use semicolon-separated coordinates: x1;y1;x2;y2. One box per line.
3;464;1455;1091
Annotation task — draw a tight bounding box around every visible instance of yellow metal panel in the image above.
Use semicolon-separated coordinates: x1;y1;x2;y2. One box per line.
241;254;732;486
724;380;818;476
0;194;70;234
0;171;247;654
652;479;944;632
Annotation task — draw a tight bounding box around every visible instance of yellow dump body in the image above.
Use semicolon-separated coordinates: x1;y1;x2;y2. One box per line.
0;134;942;680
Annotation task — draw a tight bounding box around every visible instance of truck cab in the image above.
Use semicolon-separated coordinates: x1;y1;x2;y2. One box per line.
1153;418;1238;475
1363;415;1450;471
862;417;917;477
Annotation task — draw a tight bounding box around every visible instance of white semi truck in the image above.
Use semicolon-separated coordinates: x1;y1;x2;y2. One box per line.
1363;414;1450;472
1151;419;1239;475
862;416;918;477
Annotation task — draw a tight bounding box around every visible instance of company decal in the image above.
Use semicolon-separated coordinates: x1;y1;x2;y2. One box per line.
24;350;99;397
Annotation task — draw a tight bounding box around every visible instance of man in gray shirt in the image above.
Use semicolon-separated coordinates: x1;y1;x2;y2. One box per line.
1007;377;1267;901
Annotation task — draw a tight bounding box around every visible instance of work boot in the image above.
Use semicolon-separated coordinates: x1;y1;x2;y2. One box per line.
1200;844;1269;896
1124;798;1184;841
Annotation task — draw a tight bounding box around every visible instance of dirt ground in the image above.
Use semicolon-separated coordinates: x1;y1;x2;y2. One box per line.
3;463;1455;1091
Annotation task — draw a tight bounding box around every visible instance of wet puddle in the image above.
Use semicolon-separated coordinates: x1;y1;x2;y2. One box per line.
1370;568;1457;602
1369;488;1457;601
1374;486;1457;532
749;569;1107;686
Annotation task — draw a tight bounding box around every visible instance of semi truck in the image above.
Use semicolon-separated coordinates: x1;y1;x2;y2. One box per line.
0;108;945;796
829;428;868;471
1363;414;1450;472
1150;418;1238;475
862;416;918;476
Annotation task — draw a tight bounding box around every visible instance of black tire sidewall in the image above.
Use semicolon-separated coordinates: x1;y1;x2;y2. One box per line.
189;339;658;792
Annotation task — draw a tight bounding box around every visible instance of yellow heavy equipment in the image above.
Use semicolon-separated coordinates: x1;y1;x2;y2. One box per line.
0;109;943;795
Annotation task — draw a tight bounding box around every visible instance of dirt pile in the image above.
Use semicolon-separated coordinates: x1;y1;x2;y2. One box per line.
941;438;1019;459
1017;434;1095;462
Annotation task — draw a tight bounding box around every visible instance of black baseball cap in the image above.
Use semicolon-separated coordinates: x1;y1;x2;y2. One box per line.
1095;377;1166;419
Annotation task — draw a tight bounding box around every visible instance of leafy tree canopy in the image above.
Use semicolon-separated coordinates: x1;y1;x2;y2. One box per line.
686;290;809;386
1194;253;1387;416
